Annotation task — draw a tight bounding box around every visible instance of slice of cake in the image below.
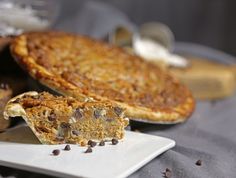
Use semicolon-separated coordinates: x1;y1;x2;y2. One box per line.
3;91;129;145
0;83;12;131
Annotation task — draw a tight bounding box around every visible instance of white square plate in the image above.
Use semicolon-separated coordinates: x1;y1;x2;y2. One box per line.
0;126;175;178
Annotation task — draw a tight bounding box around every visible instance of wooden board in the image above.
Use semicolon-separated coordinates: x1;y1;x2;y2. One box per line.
170;57;236;100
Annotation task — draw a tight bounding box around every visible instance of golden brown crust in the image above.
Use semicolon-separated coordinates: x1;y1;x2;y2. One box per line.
11;32;195;123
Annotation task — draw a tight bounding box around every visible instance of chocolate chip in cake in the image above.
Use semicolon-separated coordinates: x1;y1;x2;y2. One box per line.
74;108;83;119
111;138;119;145
114;107;123;116
72;130;80;136
94;109;101;119
60;122;71;129
99;140;105;146
88;140;97;147
195;160;202;166
106;118;113;122
162;168;172;178
48;113;56;121
85;147;93;153
94;108;107;119
52;149;60;156
0;83;9;90
64;144;71;151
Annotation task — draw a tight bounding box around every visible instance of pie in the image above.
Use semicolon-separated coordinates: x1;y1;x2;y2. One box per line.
11;32;195;123
4;91;128;145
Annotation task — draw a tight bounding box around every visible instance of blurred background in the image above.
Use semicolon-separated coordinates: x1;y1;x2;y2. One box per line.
55;0;236;56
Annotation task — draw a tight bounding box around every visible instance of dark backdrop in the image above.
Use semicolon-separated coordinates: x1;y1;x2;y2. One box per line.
56;0;236;56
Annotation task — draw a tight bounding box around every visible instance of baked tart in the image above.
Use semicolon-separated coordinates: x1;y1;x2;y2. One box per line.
11;32;195;123
3;92;128;145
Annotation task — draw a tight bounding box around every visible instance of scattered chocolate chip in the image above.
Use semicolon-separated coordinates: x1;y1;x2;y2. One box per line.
52;149;60;156
88;140;97;147
111;138;119;145
87;140;92;145
0;83;9;90
85;147;93;153
162;168;172;178
64;144;71;151
99;140;105;146
74;108;83;119
195;160;202;166
60;122;71;129
72;130;80;136
48;113;56;121
114;107;123;116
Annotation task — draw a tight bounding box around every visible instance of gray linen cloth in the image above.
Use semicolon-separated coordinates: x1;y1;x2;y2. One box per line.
1;1;236;178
